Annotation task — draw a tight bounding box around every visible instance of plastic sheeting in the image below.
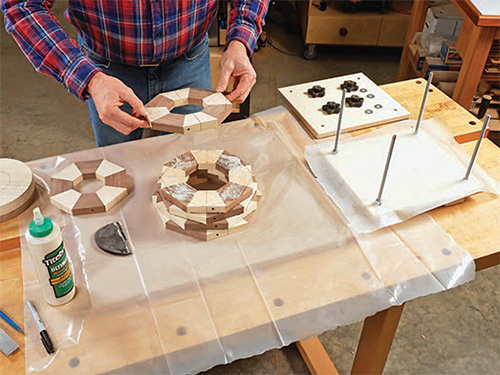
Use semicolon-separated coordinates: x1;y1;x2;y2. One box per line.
19;107;475;375
306;118;500;233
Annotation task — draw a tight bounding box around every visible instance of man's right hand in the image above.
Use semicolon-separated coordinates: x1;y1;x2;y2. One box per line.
87;72;149;135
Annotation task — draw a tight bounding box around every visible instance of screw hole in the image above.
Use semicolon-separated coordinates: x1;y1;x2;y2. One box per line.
416;80;422;84
69;358;80;368
469;121;476;126
321;124;325;127
274;298;284;307
176;326;187;336
429;88;434;92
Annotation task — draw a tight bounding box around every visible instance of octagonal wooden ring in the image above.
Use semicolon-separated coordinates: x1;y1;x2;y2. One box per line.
50;159;128;215
157;150;255;214
145;88;232;134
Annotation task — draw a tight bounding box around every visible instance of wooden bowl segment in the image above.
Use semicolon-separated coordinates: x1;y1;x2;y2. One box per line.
145;89;232;134
49;159;128;215
153;150;261;241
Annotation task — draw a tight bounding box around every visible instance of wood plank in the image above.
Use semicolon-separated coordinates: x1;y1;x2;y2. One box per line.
297;337;340;375
351;304;405;375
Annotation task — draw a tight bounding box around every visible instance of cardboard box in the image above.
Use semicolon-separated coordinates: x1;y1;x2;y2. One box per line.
440;40;462;65
424;4;462;38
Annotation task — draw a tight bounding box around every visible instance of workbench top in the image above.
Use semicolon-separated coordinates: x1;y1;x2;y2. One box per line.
1;78;499;375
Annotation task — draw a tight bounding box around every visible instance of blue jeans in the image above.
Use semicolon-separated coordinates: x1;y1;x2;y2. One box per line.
83;34;212;147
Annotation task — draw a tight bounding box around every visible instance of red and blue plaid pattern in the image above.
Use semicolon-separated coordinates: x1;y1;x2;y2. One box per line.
1;0;268;100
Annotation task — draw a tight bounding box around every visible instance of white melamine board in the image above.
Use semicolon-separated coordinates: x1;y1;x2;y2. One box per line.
306;119;500;233
279;72;410;139
471;0;500;16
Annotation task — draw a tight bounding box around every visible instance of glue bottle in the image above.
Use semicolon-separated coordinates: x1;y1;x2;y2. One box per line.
25;208;76;306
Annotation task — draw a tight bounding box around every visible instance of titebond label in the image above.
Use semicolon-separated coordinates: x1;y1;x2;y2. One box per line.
42;243;74;298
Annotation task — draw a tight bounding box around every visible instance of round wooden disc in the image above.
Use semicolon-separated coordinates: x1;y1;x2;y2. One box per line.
0;158;36;222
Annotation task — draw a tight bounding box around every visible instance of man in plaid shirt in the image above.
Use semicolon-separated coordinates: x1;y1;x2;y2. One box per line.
1;1;269;146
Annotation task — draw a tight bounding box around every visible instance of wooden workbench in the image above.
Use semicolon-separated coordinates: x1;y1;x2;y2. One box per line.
397;0;500;110
1;79;499;375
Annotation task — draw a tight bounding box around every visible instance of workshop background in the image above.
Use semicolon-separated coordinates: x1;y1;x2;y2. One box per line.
1;1;499;374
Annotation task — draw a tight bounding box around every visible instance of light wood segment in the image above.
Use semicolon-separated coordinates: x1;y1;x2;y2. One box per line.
202;92;231;107
194;112;218;130
96;186;128;211
95;159;125;180
186;191;208;213
50;189;81;214
145;107;171;122
72;192;106;215
51;162;82;183
351;304;405;375
297;337;340;375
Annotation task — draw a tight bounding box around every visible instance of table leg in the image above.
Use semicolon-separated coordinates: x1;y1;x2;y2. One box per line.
397;0;430;81
351;304;405;375
297;337;339;375
452;25;497;109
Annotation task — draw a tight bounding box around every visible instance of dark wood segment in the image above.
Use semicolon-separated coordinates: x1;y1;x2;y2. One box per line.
151;113;187;132
166;221;208;240
202;105;232;123
104;169;127;188
71;193;106;215
51;178;74;195
145;95;175;110
159;183;196;212
75;160;103;179
206;204;245;223
217;183;253;212
215;151;245;175
188;88;211;106
164;151;198;176
184;219;229;230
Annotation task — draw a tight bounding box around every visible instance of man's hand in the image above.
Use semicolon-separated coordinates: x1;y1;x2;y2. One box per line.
216;41;256;103
87;72;149;135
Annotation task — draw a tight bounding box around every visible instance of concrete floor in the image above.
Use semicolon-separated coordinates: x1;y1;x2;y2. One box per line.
1;3;499;375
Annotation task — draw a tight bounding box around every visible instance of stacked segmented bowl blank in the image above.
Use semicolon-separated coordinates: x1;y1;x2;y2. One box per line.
153;150;261;240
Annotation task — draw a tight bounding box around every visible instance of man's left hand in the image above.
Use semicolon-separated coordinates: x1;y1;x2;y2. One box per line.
216;41;256;103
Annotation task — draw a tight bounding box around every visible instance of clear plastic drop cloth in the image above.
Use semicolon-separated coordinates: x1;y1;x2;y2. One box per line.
19;107;475;375
305;118;500;233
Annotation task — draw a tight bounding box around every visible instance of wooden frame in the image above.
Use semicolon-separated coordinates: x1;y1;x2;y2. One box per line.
50;160;128;215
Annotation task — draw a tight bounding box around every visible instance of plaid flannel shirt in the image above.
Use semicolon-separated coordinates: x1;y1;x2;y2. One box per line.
1;0;268;100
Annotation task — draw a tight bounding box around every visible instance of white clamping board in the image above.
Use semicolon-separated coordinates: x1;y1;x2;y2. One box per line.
278;72;410;139
305;119;500;233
